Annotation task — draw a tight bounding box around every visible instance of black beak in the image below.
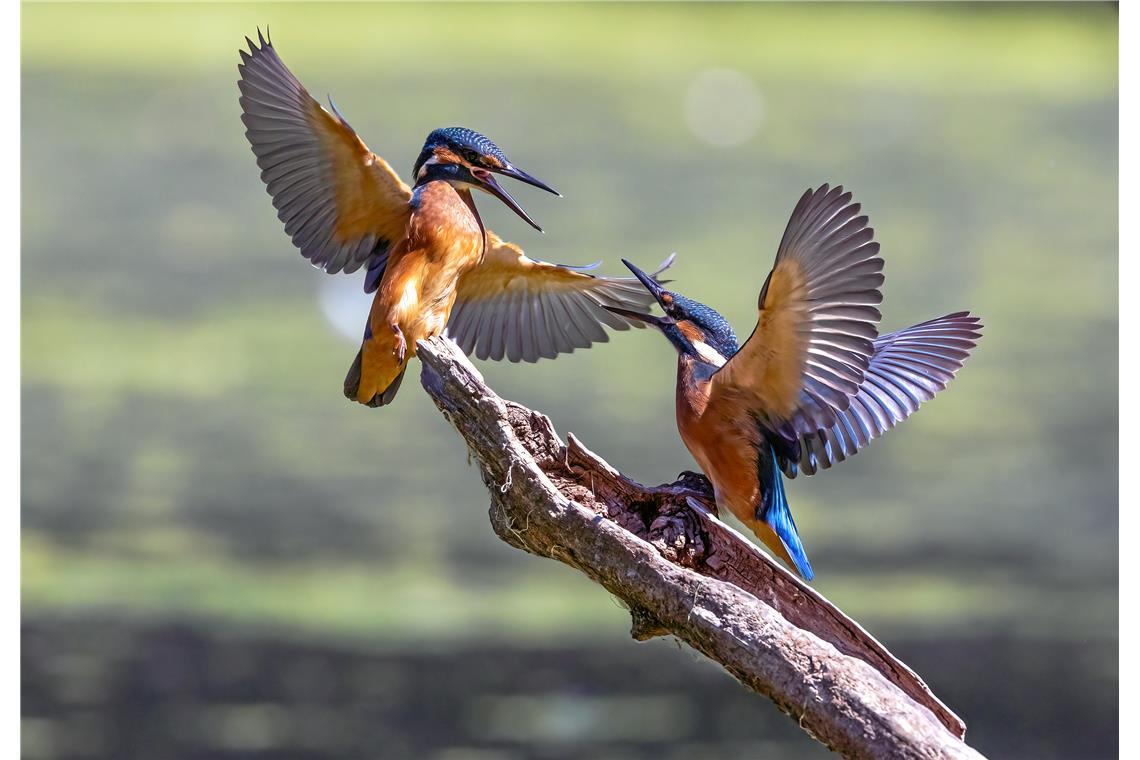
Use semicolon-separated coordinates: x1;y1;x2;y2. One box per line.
496;164;561;197
474;173;542;232
473;165;559;233
600;303;671;327
600;259;675;327
621;259;670;306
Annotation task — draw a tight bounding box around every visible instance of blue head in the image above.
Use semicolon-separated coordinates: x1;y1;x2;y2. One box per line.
411;126;559;231
604;259;739;366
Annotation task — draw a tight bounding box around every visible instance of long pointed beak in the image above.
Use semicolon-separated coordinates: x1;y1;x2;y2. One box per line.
621;259;669;307
600;303;671;327
496;164;561;197
477;172;545;232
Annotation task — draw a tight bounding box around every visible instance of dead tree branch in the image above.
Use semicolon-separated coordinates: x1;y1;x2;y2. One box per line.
416;336;985;760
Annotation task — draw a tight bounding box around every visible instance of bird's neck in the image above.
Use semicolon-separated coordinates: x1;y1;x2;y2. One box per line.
678;353;720;385
454;186;487;255
675;357;714;430
411;181;487;255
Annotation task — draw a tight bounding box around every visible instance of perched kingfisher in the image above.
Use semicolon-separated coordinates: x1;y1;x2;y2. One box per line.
606;185;982;580
237;31;671;406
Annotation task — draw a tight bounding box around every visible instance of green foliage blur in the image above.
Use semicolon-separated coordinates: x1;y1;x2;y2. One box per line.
22;3;1117;758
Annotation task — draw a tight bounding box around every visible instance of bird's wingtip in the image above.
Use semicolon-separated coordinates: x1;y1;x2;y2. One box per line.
653;252;677;275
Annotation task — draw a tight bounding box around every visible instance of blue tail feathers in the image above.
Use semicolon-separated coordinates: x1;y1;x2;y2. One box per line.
761;448;814;581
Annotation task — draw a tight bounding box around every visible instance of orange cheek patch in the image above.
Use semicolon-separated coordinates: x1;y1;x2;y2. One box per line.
433;147;461;164
677;321;704;343
678;321;728;366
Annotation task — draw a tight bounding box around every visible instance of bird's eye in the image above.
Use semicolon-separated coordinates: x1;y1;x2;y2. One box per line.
462;148;481;163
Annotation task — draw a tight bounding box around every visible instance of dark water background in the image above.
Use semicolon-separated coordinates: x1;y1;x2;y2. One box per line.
22;618;1117;760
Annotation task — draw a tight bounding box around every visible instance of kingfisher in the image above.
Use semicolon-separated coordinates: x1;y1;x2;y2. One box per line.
606;185;982;580
237;31;671;406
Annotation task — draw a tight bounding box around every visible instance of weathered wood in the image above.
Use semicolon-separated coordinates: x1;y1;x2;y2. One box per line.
416;335;985;760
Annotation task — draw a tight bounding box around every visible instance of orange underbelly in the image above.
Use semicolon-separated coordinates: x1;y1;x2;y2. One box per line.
380;240;481;341
678;406;760;525
680;417;799;568
354;238;481;403
675;385;800;570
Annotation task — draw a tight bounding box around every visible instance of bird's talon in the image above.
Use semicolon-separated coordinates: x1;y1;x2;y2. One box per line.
392;327;407;362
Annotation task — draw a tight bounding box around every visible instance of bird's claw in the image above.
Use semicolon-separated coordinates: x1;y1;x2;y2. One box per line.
392;326;407;363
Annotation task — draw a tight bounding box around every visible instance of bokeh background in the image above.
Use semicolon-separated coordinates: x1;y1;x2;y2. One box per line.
21;3;1118;759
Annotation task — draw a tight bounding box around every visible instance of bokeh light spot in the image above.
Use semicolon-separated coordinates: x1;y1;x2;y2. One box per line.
683;68;764;147
318;276;372;344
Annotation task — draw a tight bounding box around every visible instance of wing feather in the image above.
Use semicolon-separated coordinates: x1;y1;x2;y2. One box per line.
237;32;412;283
446;237;675;362
783;312;982;477
710;185;884;426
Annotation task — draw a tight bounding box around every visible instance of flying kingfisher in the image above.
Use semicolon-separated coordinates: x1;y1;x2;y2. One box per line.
237;31;671;406
606;185;982;580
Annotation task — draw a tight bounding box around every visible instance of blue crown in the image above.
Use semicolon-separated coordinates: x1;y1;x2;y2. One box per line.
413;126;509;180
427;127;508;164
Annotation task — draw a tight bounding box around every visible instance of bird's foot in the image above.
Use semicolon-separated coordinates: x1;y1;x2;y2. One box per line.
391;325;407;363
673;470;717;514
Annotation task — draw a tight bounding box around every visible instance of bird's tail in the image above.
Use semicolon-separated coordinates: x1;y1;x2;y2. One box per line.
759;447;814;581
344;333;408;408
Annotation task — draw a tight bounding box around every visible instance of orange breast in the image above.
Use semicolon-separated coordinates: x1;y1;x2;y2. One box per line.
353;183;483;403
674;361;802;570
372;182;484;344
675;361;761;525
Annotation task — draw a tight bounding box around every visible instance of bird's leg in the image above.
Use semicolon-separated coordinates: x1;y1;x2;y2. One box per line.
390;323;407;363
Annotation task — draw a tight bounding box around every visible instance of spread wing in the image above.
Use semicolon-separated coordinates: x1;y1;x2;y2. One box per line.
238;31;412;279
710;184;885;432
447;236;676;362
781;312;982;477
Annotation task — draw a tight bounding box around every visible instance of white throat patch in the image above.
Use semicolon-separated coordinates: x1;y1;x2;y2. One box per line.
691;339;727;367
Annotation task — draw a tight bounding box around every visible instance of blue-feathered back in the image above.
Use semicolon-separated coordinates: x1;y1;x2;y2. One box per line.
759;445;813;580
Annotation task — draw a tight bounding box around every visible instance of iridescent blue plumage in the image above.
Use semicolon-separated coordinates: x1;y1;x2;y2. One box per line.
413;126;511;178
645;288;740;362
435;127;509;163
758;445;813;581
667;293;739;358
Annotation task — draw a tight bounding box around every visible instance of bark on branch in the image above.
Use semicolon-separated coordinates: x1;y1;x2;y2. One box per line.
416;336;985;760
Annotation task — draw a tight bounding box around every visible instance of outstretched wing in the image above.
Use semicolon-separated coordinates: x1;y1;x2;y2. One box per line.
710;184;884;433
782;312;982;477
238;31;412;279
447;236;676;362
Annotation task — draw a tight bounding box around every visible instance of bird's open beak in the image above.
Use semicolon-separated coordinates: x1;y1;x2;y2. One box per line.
600;259;675;327
622;259;670;306
496;164;561;197
600;303;671;327
473;165;560;233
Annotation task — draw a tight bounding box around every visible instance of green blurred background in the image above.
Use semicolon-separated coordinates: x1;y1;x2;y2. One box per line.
21;3;1117;758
